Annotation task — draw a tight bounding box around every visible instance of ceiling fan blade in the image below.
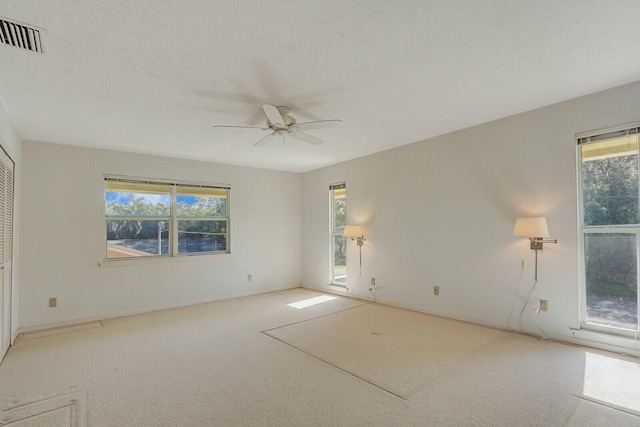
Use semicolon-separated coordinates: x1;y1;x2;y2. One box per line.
262;104;285;127
290;131;323;145
212;125;268;130
254;133;277;146
293;119;343;132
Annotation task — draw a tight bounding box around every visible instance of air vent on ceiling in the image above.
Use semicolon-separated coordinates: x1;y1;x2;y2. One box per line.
0;17;44;53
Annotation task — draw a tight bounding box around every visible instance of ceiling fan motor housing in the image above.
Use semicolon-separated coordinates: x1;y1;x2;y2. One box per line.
267;106;296;129
213;103;341;146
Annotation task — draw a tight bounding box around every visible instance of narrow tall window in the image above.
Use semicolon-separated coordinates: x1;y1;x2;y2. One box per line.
330;183;347;286
105;177;230;259
578;125;640;334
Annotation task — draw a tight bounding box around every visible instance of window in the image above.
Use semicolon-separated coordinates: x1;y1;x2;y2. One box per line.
105;177;230;259
330;183;347;285
578;125;640;334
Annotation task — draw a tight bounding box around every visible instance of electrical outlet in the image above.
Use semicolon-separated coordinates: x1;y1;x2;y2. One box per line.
49;297;57;308
521;259;526;268
247;274;252;281
434;285;440;296
369;278;375;287
540;299;549;312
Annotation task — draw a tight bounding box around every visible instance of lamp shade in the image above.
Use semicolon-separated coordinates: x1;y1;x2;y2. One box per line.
343;225;363;238
513;217;549;238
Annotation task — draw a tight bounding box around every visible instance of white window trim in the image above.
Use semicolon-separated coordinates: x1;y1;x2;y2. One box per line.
329;182;347;287
103;175;231;264
98;252;233;268
578;228;640;338
577;123;640;338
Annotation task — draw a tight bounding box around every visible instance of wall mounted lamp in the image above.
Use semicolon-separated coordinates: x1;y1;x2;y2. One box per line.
513;217;557;281
343;225;365;265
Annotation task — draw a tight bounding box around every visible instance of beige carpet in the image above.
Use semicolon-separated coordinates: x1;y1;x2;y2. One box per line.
264;304;503;398
1;288;639;426
1;390;86;426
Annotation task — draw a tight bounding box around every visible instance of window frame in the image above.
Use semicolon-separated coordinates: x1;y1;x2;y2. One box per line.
104;175;230;261
329;182;347;287
577;123;640;337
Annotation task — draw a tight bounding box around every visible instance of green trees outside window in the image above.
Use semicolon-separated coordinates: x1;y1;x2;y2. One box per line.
105;178;229;259
580;131;639;331
330;183;347;285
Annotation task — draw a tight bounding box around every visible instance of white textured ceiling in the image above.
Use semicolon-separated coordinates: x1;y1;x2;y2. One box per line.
1;1;640;172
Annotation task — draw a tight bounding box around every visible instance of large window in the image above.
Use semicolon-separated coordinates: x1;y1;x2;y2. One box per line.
105;177;230;259
578;125;640;334
330;183;347;286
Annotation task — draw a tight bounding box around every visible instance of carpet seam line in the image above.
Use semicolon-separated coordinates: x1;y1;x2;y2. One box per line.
574;393;640;418
261;302;370;334
262;331;407;400
402;331;508;401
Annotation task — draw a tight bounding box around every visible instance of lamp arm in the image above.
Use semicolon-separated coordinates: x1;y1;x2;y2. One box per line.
350;236;365;246
528;237;557;251
528;237;557;281
531;238;557;244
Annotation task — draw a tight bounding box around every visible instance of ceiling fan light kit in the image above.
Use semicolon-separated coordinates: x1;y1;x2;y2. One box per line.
213;104;342;146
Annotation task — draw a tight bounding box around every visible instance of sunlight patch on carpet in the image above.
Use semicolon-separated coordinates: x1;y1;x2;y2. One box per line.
265;304;503;398
287;295;337;309
582;352;640;415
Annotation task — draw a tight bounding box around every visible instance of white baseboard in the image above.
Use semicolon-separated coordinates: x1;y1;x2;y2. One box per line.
15;285;301;336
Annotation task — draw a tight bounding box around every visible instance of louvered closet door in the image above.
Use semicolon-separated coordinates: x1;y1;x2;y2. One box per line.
0;147;14;361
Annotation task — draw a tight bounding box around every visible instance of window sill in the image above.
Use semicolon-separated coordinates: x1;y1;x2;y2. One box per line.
98;253;232;268
571;327;639;354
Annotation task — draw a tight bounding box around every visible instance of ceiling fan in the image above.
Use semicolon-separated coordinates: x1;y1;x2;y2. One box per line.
213;104;342;146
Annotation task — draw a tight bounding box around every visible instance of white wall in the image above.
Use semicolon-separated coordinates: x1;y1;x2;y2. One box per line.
302;81;640;355
18;142;301;330
0;98;21;342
